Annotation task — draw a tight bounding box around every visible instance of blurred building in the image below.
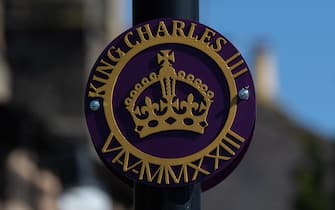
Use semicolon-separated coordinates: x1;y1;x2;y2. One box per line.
203;44;335;210
0;0;130;210
0;1;334;210
254;44;278;106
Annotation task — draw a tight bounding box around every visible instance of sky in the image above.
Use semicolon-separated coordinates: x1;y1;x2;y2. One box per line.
199;0;335;139
124;0;335;140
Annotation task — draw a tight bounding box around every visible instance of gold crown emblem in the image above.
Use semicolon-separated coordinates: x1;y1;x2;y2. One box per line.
124;50;214;138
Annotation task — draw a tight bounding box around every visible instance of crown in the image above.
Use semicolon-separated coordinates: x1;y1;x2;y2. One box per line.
124;50;214;138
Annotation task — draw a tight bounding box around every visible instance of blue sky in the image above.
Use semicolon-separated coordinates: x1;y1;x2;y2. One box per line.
199;0;335;139
124;0;335;139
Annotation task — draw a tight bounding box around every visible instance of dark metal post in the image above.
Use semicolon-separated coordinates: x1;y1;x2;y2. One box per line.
132;1;200;209
134;184;201;210
133;0;199;25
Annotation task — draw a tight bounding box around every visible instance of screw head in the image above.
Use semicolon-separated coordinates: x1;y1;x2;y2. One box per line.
238;88;249;101
89;100;101;111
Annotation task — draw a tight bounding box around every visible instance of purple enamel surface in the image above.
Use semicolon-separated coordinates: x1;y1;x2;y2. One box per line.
113;44;229;158
84;18;256;190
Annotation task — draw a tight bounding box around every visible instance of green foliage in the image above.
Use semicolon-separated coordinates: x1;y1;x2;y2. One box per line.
293;135;333;210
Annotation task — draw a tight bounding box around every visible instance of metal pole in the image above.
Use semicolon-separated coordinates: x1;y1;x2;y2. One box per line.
132;1;200;209
133;0;199;25
134;184;201;210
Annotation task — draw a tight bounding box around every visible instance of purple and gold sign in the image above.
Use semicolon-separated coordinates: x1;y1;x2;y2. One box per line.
85;19;256;190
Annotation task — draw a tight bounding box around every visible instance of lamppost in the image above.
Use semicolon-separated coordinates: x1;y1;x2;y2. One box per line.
85;1;256;210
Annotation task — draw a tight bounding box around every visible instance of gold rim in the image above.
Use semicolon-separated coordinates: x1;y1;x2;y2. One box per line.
103;36;237;166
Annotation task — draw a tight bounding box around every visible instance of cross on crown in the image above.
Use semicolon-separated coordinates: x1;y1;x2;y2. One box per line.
157;50;175;67
125;50;214;138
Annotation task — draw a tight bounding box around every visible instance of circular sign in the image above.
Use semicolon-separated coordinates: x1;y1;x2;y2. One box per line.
85;18;255;191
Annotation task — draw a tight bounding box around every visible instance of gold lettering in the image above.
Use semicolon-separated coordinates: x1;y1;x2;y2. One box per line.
210;37;227;52
187;23;198;40
220;141;235;156
88;59;115;97
112;149;126;163
156;165;165;184
188;158;210;181
136;24;154;42
92;75;108;84
179;165;189;183
122;151;143;172
172;20;186;37
166;165;189;184
223;137;241;149
107;46;126;62
205;146;230;170
227;129;245;143
95;59;115;77
219;129;245;157
156;21;170;37
88;82;106;98
124;31;139;48
101;133;122;153
199;27;216;46
139;162;164;183
164;165;170;184
225;52;248;78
